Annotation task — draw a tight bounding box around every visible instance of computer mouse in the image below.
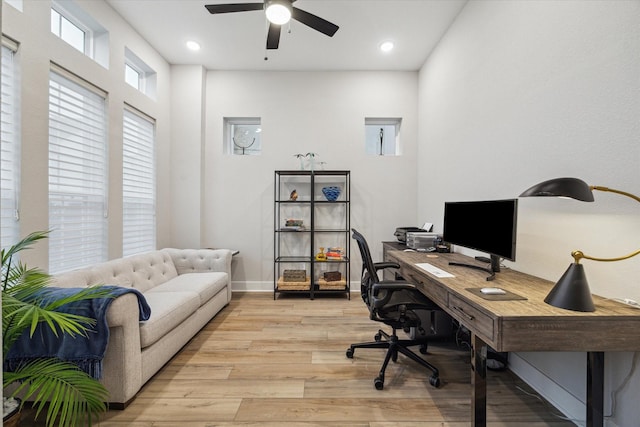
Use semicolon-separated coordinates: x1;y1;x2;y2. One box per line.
480;287;506;295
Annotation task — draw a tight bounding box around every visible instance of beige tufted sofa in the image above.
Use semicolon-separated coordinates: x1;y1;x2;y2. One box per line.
52;248;233;408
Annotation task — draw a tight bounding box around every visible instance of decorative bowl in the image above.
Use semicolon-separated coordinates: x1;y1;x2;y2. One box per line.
322;186;341;202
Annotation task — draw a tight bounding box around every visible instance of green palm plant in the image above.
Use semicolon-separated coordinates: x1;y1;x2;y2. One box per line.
2;231;110;426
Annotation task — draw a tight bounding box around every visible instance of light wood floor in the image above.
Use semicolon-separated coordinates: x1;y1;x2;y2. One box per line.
20;292;575;426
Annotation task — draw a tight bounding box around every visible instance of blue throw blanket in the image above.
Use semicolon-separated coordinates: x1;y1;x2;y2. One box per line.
4;285;151;379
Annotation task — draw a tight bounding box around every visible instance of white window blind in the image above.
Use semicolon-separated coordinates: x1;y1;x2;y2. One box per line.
122;108;156;256
48;69;107;273
1;44;20;250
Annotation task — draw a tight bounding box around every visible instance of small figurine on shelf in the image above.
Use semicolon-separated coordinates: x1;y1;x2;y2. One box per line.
315;247;327;261
289;189;298;201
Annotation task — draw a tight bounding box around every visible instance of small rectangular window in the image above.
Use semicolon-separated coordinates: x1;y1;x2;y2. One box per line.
125;63;141;90
5;0;23;11
50;1;109;68
51;7;86;53
125;47;157;98
224;117;262;155
365;118;401;156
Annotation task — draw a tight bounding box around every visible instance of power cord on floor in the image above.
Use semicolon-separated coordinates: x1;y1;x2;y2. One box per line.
605;351;640;419
510;351;639;424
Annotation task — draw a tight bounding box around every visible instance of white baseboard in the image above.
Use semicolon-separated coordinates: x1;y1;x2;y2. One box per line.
231;281;272;292
509;352;586;427
231;281;361;293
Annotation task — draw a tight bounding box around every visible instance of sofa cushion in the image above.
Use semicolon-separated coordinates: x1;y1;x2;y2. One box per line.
139;291;200;348
145;272;227;306
126;251;179;292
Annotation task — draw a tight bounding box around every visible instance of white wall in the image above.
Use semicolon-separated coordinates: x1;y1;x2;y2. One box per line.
196;71;419;289
7;0;639;423
418;1;640;426
2;0;172;267
169;65;206;248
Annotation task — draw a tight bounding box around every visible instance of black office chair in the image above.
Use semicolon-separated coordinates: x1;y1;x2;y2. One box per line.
346;229;441;389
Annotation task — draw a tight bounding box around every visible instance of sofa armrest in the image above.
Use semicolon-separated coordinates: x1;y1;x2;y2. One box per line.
103;293;143;404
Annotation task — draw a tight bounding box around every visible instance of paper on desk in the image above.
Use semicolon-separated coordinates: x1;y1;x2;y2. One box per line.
415;263;455;278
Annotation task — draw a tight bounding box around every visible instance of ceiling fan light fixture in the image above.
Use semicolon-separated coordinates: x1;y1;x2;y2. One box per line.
265;0;292;25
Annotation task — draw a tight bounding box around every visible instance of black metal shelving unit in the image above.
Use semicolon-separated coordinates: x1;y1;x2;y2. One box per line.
274;170;350;299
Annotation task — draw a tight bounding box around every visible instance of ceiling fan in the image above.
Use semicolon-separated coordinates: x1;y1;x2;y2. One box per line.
204;0;339;50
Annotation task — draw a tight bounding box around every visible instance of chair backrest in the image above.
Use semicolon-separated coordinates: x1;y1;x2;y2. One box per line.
351;229;381;307
351;228;379;283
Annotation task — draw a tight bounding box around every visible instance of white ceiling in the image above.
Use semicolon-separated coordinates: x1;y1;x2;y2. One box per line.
106;0;467;71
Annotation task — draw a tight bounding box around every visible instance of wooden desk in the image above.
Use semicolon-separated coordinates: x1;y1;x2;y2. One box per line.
385;249;640;427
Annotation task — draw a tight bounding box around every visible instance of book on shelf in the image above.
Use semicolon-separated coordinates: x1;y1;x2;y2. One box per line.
280;226;305;231
326;247;344;260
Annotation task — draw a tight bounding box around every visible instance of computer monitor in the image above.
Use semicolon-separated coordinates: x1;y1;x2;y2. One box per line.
443;199;518;279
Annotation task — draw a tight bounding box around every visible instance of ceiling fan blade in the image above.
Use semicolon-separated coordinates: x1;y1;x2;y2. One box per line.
291;7;339;37
205;3;264;14
266;23;281;49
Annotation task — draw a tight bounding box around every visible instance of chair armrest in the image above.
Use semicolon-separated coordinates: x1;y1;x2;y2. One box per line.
373;261;400;272
371;281;416;308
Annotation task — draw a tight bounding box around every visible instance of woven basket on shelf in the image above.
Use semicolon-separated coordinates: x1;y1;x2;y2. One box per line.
277;277;311;291
318;278;347;290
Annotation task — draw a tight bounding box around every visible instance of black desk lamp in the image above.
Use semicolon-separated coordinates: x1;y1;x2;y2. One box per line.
520;177;640;312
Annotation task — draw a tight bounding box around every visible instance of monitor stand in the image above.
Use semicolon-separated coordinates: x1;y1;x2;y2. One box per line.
449;254;500;281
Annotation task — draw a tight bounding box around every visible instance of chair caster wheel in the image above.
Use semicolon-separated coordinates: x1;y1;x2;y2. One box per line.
419;345;428;354
429;376;440;388
346;348;354;358
374;332;382;342
374;377;384;390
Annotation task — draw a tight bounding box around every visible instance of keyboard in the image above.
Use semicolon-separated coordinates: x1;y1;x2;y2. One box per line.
415;263;455;278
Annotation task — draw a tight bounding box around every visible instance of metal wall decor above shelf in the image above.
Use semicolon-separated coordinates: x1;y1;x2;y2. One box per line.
274;170;351;299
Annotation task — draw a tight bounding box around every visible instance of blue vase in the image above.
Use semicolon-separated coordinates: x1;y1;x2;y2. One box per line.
322;186;341;201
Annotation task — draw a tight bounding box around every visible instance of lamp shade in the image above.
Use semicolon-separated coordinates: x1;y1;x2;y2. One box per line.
519;177;595;202
544;263;595;312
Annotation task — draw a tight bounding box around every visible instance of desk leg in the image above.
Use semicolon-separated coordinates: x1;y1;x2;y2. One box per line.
587;351;604;427
471;333;488;427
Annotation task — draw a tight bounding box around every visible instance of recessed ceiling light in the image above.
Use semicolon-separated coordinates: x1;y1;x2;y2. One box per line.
186;40;201;51
380;41;394;53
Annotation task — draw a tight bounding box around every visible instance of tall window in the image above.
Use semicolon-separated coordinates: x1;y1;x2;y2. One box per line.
122;108;156;256
48;68;107;273
1;42;20;250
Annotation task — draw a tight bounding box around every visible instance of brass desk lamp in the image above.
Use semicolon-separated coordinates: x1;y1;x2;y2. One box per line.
520;177;640;312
